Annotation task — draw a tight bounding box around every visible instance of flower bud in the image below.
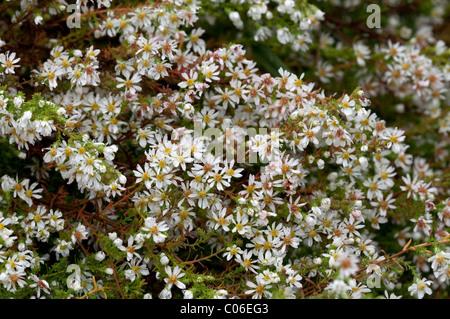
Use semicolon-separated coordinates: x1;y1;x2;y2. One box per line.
107;232;118;243
237;197;246;205
56;107;66;116
95;251;106;261
160;253;170;265
229;11;243;30
14;96;23;107
159;288;172;299
183;290;194;299
118;173;127;184
328;172;338;182
113;238;123;247
359;156;368;168
395;104;405;113
321;198;331;210
73;49;83;57
317;159;325;169
305;214;317;226
105;268;114;275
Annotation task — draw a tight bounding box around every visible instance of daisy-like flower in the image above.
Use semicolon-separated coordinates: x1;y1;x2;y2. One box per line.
0;213;14;239
370;193;396;216
133;163;154;189
353;41;371;66
382;127;405;153
186;28;206;54
408;278;433;299
178;69;198;89
231;211;251;235
71;223;89;244
223;160;244;180
79;155;102;176
116;72;142;95
171;149;194;171
142;217;169;243
200;62;220;83
339;94;356;117
164;266;186;290
316;60;333;83
223;244;243;261
236;249;259;274
411;215;433;237
105;179;126;198
151;61;171;80
19;180;43;207
208;167;230;191
299;124;321;148
245;276;272;299
214;86;239;110
124;258;150;282
210;207;233;232
428;251;450;271
117;235;143;261
336;250;360;278
400;174;419;199
151;167;175;189
287;196;307;221
0;270;27;292
363;176;388;200
348;278;371;299
135;36;160;58
0;51;20;74
28;274;51;298
335;147;356;168
41;62;64;90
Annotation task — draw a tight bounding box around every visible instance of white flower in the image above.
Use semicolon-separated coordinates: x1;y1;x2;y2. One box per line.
229;11;243;30
354;42;371;66
382;127;405;153
408;278;433;299
159;253;170;265
0;51;20;74
164;266;186;290
276;27;292;45
116;72;142;95
245;277;272;299
14;96;24;107
142;217;169;243
34;15;43;25
214;289;229;299
95;251;106;261
336;251;360;278
125;259;149;282
158;288;172;299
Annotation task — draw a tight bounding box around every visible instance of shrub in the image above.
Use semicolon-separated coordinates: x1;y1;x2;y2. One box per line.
0;0;449;299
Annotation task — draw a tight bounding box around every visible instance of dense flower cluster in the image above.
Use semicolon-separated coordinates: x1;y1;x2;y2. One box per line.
0;0;449;299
